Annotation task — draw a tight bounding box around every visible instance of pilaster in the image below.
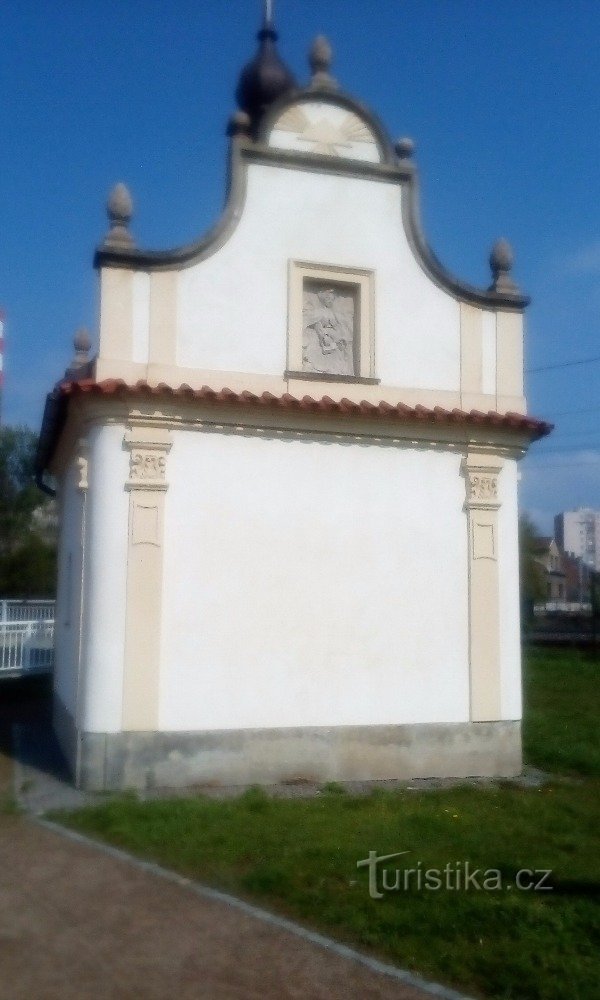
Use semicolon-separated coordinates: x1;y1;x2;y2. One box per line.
463;452;503;722
99;267;133;362
122;426;171;730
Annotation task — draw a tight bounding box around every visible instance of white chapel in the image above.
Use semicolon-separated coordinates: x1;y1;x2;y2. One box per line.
37;12;550;790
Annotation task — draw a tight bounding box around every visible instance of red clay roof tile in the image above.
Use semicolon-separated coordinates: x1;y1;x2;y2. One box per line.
57;378;552;436
36;377;553;476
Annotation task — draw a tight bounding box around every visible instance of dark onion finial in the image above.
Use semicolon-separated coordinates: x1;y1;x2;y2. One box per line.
235;5;296;123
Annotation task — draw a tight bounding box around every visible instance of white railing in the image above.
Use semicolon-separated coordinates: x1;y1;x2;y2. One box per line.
0;599;55;623
534;601;592;615
0;605;55;678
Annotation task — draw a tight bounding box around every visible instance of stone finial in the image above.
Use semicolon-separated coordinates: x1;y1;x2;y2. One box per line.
395;137;415;161
227;109;252;138
104;182;134;247
489;238;518;293
309;35;337;89
65;327;92;379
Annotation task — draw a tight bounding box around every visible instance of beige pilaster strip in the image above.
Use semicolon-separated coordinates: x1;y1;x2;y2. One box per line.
463;452;503;722
99;268;134;361
460;302;483;406
496;311;523;399
122;426;171;731
148;271;178;368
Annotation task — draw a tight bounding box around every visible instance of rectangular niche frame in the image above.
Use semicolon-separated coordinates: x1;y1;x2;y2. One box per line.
286;261;377;383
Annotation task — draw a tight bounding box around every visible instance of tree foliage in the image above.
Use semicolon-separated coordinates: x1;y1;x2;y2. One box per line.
519;512;546;611
0;426;57;598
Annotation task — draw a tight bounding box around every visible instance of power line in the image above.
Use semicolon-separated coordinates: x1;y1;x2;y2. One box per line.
529;437;600;451
525;454;600;467
545;405;600;417
541;428;600;440
531;430;600;448
533;446;600;455
526;355;600;373
525;463;600;470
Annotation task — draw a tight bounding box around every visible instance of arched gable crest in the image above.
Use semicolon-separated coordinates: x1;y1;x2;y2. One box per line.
259;88;396;166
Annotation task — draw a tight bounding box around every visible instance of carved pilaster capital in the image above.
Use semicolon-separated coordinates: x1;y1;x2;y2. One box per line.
124;427;172;491
75;438;89;492
462;454;503;510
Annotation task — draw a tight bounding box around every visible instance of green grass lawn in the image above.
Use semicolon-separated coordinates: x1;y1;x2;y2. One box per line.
55;650;600;1000
523;647;600;776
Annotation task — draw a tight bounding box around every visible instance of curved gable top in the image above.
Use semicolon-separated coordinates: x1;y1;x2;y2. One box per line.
94;71;529;311
261;88;394;165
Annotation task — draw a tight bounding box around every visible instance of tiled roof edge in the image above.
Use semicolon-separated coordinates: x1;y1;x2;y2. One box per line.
62;378;554;434
36;377;553;474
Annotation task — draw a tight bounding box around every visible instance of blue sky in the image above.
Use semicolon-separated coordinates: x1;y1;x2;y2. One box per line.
0;0;598;532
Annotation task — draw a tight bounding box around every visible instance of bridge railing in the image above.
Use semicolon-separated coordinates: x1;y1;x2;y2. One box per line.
0;600;55;623
0;601;55;678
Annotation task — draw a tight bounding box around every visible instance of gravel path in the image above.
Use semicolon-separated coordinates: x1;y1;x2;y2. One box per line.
0;816;470;1000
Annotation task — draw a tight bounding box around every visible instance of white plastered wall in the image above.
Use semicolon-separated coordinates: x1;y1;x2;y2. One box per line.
69;420;523;736
78;424;130;733
159;428;471;732
175;164;461;390
97;157;526;410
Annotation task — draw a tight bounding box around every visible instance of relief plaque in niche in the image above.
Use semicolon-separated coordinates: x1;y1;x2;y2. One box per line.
302;281;357;376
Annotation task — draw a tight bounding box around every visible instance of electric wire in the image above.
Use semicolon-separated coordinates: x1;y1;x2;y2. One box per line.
526;355;600;373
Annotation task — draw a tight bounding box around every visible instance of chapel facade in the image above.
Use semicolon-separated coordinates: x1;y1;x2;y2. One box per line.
37;13;550;790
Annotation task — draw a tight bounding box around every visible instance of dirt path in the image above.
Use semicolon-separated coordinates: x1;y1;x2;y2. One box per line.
0;680;467;1000
0;816;456;1000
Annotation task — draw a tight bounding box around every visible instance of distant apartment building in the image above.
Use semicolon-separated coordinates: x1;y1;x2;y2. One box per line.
554;508;600;571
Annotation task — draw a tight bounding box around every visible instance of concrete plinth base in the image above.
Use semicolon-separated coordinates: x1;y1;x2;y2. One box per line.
53;699;522;791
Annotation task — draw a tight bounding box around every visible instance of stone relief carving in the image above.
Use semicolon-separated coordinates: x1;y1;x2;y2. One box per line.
124;428;171;493
129;450;166;482
468;475;498;503
274;106;374;157
302;284;356;376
